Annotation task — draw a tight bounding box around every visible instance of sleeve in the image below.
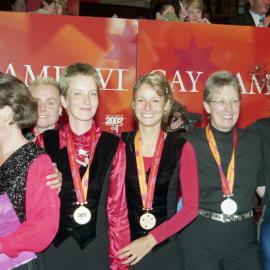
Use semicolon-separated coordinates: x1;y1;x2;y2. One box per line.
149;141;199;244
107;140;130;270
0;154;60;257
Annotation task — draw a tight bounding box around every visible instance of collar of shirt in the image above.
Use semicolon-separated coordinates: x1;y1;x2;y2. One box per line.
249;9;265;26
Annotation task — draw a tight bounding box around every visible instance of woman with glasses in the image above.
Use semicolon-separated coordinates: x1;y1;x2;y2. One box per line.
179;70;263;270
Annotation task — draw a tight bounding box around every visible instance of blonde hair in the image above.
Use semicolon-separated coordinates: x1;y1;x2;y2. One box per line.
60;63;100;98
182;0;204;11
29;76;60;95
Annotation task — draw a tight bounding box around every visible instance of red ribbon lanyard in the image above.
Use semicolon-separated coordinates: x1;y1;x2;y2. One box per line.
66;124;97;204
134;130;164;210
205;125;237;196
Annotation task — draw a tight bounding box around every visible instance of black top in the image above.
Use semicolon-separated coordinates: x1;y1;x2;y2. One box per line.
247;117;270;203
43;128;120;249
0;142;44;222
230;10;256;26
185;126;264;213
122;131;186;240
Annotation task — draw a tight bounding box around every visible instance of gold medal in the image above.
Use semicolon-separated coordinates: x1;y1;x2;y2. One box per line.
139;212;156;230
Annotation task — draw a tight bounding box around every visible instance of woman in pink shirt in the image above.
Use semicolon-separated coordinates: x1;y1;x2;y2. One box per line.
0;73;60;270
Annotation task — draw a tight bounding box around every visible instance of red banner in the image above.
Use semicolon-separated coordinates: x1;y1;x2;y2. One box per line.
0;12;137;132
0;12;269;130
137;19;270;127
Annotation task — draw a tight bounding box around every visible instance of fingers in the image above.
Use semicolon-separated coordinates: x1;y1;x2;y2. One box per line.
123;254;142;265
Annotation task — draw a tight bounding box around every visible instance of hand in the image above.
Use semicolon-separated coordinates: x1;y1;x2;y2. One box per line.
117;234;157;265
46;163;62;193
179;8;188;21
201;17;211;24
257;186;265;198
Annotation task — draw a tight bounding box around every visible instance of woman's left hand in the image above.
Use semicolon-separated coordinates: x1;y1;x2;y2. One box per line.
117;234;157;265
46;163;62;192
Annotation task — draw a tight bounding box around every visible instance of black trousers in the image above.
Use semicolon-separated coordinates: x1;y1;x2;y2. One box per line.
179;215;262;270
38;235;110;270
130;236;185;270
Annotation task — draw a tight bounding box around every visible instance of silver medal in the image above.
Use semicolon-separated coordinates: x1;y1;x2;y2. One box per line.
221;197;238;215
73;205;91;225
139;212;156;230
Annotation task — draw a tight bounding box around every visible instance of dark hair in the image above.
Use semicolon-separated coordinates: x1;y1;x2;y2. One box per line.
152;2;173;19
0;73;38;129
60;63;100;98
167;100;187;126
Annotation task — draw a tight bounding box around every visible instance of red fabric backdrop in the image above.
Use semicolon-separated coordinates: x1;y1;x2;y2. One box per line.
0;12;269;131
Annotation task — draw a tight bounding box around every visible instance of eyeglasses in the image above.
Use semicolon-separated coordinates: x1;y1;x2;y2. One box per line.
209;99;240;109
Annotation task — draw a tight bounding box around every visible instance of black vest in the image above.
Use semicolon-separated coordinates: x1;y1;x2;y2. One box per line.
122;131;186;240
43;129;120;249
0;142;45;222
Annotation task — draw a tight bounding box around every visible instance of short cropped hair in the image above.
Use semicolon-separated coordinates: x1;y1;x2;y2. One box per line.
29;76;61;95
203;70;241;102
0;73;37;129
133;72;173;131
60;63;100;98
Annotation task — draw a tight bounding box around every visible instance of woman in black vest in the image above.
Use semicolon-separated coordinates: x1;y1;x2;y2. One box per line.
0;73;60;270
40;63;130;270
118;72;199;269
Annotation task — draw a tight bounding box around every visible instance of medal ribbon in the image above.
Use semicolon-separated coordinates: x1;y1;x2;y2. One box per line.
205;125;237;196
66;124;98;204
134;130;164;210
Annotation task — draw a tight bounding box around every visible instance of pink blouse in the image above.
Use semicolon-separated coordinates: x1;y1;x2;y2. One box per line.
0;154;60;257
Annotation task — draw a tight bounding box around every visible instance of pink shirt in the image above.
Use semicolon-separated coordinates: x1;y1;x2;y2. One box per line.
0;154;60;257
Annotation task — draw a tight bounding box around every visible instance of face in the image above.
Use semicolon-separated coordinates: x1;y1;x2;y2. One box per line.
61;75;99;125
133;83;169;129
186;7;203;22
31;84;62;130
156;5;176;20
249;0;270;15
203;85;240;132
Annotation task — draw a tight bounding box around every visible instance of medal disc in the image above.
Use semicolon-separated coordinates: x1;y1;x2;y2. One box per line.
139;212;156;230
221;198;238;215
73;205;91;225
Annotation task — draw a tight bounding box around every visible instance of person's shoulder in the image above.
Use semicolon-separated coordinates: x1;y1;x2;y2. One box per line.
100;130;121;143
229;11;254;26
120;130;136;144
183;127;204;139
246;117;270;132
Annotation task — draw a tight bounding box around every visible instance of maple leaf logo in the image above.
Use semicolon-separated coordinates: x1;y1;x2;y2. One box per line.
106;22;137;68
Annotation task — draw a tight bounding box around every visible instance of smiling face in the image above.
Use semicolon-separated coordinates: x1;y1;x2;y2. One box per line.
31;84;62;131
133;83;169;129
186;7;203;22
61;75;99;126
249;0;270;15
204;85;240;132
